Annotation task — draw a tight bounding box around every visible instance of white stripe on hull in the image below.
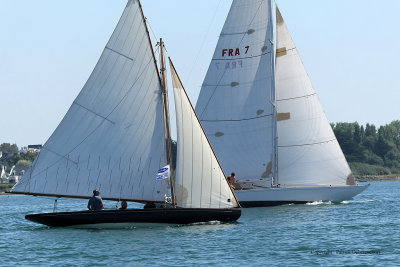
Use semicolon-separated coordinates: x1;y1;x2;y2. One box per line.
235;184;369;205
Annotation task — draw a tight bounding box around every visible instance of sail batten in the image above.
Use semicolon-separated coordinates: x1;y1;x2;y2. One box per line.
12;0;169;201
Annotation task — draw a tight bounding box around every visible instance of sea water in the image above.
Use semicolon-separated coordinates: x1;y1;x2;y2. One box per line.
0;181;399;266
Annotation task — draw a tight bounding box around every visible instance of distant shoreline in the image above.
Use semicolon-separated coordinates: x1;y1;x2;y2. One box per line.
355;175;400;182
1;176;400;195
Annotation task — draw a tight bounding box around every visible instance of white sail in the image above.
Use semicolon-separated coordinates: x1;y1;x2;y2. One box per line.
275;7;354;186
170;60;238;209
12;0;170;201
195;0;276;182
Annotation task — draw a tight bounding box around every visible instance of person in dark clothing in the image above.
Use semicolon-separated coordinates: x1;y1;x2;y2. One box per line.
120;200;128;210
87;189;104;211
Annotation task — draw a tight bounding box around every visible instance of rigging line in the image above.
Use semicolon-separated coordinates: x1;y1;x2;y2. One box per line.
201;112;273;122
198;0;266;117
278;138;336;148
144;17;158;47
277;93;316;102
185;0;223;82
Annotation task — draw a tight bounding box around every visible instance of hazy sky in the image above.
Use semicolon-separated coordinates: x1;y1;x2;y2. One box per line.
1;0;399;147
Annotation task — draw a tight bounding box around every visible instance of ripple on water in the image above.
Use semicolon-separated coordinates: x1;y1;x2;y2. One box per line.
1;182;400;266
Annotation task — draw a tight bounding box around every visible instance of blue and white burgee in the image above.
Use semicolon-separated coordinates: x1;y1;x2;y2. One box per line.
156;165;170;180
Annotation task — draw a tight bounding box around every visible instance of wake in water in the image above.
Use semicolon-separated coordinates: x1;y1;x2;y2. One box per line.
305;199;375;206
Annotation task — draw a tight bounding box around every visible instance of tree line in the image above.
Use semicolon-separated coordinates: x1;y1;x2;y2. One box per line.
0;143;36;172
2;120;399;176
331;120;400;176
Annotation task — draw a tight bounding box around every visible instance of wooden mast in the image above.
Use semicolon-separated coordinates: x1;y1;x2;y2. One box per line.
159;39;176;208
138;0;176;207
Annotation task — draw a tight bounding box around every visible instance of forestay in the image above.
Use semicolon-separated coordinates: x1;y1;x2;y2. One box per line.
12;0;170;201
275;7;354;186
196;0;276;182
170;60;238;209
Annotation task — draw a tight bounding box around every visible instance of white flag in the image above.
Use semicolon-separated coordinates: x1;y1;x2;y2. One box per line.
156;165;170;180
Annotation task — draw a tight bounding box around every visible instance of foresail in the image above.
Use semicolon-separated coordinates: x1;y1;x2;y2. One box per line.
170;59;238;209
195;0;276;182
275;7;354;186
12;0;170;201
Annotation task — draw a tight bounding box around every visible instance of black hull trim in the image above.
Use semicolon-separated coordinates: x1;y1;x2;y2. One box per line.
240;201;308;208
25;208;241;227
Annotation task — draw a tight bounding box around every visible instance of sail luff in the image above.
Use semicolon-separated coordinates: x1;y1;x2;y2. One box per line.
159;39;176;208
137;0;162;85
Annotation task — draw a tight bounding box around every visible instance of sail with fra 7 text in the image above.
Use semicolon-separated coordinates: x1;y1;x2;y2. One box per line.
195;0;368;207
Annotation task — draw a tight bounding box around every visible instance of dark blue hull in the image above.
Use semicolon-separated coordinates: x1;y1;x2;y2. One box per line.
25;208;241;227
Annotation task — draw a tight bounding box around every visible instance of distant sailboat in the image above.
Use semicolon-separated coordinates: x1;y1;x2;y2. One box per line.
11;0;240;226
195;0;368;207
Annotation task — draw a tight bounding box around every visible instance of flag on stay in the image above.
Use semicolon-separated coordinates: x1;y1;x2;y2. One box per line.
156;165;170;180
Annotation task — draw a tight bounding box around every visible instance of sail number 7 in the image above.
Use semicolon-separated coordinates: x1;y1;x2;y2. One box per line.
222;46;250;57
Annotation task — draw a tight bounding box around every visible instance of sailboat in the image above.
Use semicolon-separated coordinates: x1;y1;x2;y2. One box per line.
195;0;368;207
11;0;240;226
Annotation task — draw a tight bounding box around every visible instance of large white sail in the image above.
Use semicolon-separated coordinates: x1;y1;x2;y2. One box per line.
195;0;276;182
12;0;170;201
275;7;354;186
170;60;238;209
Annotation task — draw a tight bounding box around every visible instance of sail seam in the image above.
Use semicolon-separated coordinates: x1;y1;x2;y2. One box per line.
277;93;316;102
105;47;134;61
73;101;115;124
201;113;273;122
278;138;336;148
212;50;272;61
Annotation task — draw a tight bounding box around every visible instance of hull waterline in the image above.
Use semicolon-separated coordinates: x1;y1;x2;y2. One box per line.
235;184;369;207
25;208;241;227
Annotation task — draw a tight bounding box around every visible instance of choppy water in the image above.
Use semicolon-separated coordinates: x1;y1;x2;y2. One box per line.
0;181;399;266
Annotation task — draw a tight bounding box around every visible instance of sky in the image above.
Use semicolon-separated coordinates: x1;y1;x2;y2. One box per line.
1;0;399;147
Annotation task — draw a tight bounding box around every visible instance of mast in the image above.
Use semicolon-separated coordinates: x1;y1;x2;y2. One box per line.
159;38;176;208
271;1;279;186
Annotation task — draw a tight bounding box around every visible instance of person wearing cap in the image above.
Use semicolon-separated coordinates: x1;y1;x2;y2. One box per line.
87;189;104;211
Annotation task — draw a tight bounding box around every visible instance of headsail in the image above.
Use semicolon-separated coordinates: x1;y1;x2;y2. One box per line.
275;7;354;186
12;0;170;201
195;0;276;182
170;59;238;209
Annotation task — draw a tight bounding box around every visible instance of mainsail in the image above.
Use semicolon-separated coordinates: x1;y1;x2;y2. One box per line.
275;7;353;186
196;0;276;182
170;60;238;208
12;0;170;201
